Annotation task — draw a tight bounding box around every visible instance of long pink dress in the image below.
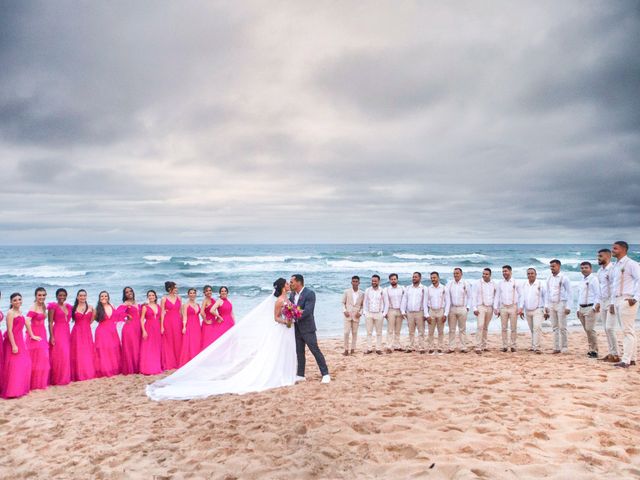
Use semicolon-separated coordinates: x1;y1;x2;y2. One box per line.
26;309;50;390
1;315;32;399
139;305;162;375
207;298;235;345
118;303;141;375
94;307;121;377
70;307;96;381
200;300;217;349
48;302;72;386
0;310;4;384
161;297;182;370
178;304;201;367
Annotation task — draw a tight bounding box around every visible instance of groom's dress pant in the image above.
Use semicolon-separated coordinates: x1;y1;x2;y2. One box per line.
296;330;329;377
365;312;384;351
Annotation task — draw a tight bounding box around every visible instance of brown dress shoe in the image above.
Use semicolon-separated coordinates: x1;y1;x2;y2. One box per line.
342;350;349;356
364;350;372;355
475;350;482;355
385;348;393;354
350;349;355;354
419;350;426;354
631;361;637;366
375;350;383;355
552;350;561;354
598;354;612;361
511;348;516;352
608;355;621;363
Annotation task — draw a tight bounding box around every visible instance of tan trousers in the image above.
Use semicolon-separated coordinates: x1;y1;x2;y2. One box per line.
427;307;446;351
526;308;544;351
343;308;361;351
548;302;568;353
578;306;598;353
500;305;518;349
365;312;384;351
475;305;492;350
615;297;638;364
407;311;425;351
600;300;620;356
448;306;468;351
386;308;403;350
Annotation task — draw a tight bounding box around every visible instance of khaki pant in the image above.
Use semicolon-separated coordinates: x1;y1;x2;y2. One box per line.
343;308;361;351
448;306;468;351
500;305;518;349
386;308;403;350
548;302;568;353
365;312;384;351
600;300;620;356
475;305;492;350
427;307;446;351
578;306;598;353
615;297;638;364
526;308;544;351
407;311;425;351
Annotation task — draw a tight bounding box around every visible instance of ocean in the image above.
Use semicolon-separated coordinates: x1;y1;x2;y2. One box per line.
1;244;638;337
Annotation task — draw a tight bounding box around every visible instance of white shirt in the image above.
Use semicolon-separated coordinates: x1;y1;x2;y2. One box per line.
520;280;547;311
610;255;640;303
577;273;600;311
473;279;496;310
597;263;613;305
446;280;471;310
294;286;305;305
546;273;572;306
494;278;521;309
351;289;360;305
364;287;387;315
385;285;405;311
401;284;425;314
425;284;448;315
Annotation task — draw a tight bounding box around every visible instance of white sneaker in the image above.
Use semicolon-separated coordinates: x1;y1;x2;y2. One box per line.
321;375;331;384
295;376;306;383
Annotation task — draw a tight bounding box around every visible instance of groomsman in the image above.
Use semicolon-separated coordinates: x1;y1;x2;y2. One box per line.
446;268;471;353
545;259;572;354
341;275;365;356
385;274;405;353
473;268;496;354
596;248;619;362
519;268;547;354
494;265;521;352
576;261;600;358
402;272;426;353
425;272;448;354
609;241;640;368
363;274;388;355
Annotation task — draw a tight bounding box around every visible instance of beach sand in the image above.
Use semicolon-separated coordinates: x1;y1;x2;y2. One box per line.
1;331;639;479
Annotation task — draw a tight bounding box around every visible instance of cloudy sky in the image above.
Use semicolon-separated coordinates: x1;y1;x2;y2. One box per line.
1;1;638;244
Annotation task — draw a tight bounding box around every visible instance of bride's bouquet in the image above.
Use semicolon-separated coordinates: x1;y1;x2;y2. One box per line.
282;301;303;328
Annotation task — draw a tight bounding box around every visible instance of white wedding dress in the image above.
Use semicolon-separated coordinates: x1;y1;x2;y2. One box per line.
146;294;297;400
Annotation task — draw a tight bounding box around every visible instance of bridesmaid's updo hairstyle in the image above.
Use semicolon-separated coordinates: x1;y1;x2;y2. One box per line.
72;289;88;317
273;278;286;297
219;286;228;294
165;281;177;293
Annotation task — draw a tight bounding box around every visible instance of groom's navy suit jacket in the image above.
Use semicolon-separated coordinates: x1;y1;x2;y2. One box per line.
291;288;317;334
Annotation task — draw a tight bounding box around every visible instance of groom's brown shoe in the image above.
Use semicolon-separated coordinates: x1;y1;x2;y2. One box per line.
342;350;349;356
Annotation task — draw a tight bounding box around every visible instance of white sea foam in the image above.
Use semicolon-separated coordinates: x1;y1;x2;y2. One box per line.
392;253;488;261
143;255;172;262
8;266;87;278
533;257;583;266
194;255;317;263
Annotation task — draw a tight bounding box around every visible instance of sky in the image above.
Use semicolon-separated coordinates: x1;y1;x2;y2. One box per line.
0;0;639;245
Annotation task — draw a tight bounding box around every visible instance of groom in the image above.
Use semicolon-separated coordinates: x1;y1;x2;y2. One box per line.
290;274;331;384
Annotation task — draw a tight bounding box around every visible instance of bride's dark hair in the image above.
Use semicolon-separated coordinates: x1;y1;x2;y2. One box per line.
273;278;286;297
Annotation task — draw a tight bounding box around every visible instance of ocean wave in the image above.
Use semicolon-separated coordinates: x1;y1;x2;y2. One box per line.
193;255;317;263
392;253;488;261
5;266;88;279
143;255;172;263
531;257;585;267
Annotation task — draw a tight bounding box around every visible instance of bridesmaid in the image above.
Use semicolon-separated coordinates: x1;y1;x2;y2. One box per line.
208;286;236;343
1;293;36;399
200;285;216;349
26;287;50;390
160;281;182;370
94;291;121;377
139;290;162;375
118;287;141;375
178;288;202;366
0;290;4;384
70;289;96;381
48;288;72;386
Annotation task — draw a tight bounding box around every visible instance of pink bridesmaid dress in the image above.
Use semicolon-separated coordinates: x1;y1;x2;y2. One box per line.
200;300;217;349
161;297;182;370
178;304;202;367
139;305;162;375
208;298;235;344
0;309;4;384
2;315;32;399
48;302;72;385
118;304;141;375
94;307;121;377
70;307;96;381
26;309;50;390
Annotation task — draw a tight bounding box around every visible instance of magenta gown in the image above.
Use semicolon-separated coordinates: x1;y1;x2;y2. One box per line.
26;310;50;390
70;308;96;381
94;308;121;377
139;305;162;375
207;298;235;345
118;304;141;375
178;304;202;367
161;297;182;370
200;300;217;349
1;315;32;399
0;310;4;384
48;302;72;386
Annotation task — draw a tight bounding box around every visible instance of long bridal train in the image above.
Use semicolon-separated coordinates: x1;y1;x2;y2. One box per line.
146;294;296;400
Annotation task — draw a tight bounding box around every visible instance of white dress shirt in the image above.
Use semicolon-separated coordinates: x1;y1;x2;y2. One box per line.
545;274;572;306
610;255;640;303
425;284;448;315
385;285;405;311
401;284;425;314
473;279;496;310
446;280;471;310
597;263;613;305
364;287;388;315
520;280;547;311
352;290;360;305
294;286;305;305
494;278;521;309
577;273;600;311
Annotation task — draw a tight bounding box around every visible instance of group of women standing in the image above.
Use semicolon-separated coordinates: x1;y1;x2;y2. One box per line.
0;281;235;399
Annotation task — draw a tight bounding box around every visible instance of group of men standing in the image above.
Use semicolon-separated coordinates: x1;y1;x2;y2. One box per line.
340;241;639;368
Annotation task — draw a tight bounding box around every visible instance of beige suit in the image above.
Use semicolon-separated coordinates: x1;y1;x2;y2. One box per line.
342;288;365;351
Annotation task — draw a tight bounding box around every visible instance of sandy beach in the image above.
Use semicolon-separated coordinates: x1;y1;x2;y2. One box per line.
1;331;639;480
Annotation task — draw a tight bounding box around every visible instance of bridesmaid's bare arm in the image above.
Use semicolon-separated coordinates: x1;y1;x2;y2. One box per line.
160;297;166;334
25;313;40;341
181;303;187;334
47;307;55;346
140;305;148;339
200;299;209;323
6;311;18;353
211;299;223;323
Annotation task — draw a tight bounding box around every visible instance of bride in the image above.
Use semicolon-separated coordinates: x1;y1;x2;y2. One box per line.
146;278;296;400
